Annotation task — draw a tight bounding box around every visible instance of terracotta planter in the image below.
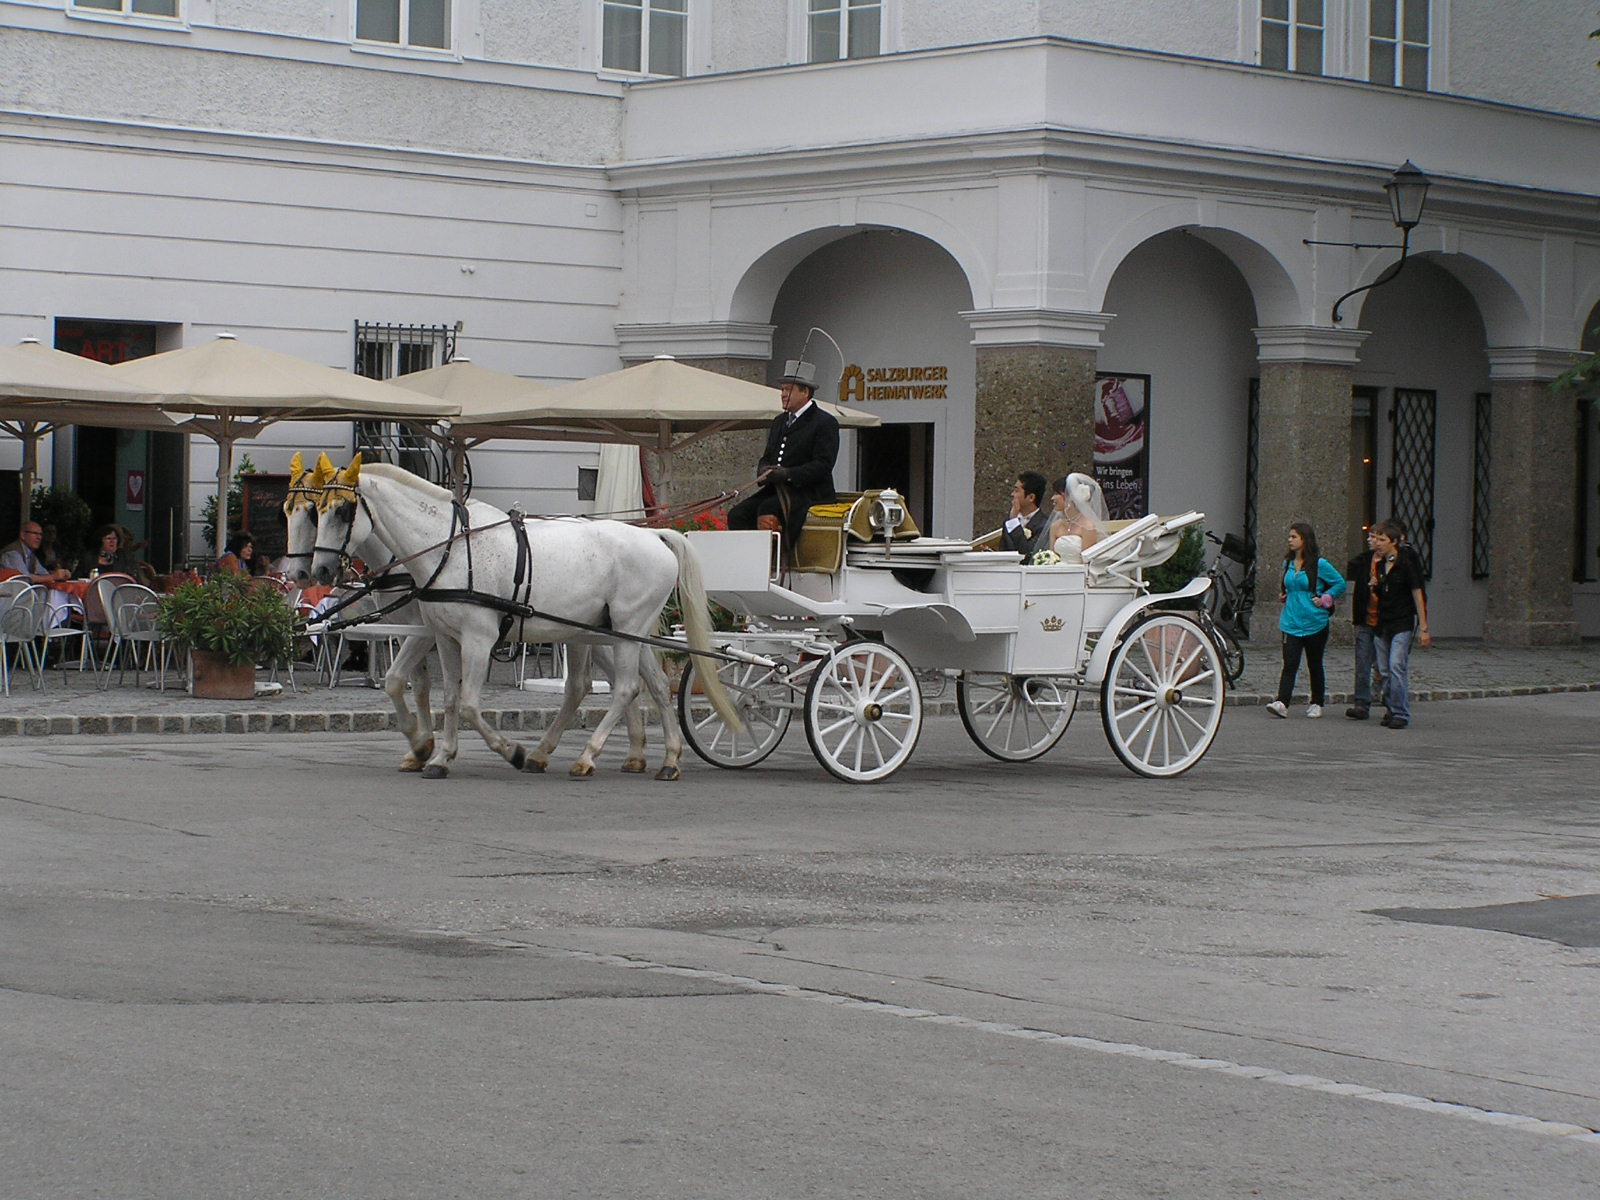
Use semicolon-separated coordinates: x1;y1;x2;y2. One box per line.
191;649;257;700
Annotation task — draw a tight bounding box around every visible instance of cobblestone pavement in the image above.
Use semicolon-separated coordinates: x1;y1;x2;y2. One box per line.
1;638;1597;738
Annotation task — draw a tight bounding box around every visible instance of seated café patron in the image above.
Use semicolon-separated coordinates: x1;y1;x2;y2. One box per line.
217;531;261;576
73;524;138;579
1;521;71;585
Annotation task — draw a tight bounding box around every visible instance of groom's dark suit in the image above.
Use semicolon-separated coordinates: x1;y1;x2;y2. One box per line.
1000;508;1051;560
728;401;840;546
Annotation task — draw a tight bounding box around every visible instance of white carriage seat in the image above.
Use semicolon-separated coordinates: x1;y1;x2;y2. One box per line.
1081;511;1205;589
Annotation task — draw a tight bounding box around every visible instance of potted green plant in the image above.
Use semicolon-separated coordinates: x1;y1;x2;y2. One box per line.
157;571;294;699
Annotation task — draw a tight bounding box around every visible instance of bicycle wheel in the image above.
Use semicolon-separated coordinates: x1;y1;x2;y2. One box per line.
1208;612;1245;685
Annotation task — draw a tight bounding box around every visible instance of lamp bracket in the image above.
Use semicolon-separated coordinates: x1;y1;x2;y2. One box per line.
1303;239;1405;250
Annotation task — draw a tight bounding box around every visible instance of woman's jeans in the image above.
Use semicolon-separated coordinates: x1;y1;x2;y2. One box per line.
1277;626;1331;706
1375;628;1415;720
1353;625;1386;709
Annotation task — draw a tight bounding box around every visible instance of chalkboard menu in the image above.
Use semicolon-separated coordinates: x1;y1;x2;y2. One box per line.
239;474;291;565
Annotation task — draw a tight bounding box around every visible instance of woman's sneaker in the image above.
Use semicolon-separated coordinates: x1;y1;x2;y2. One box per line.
1266;701;1288;718
1306;704;1323;718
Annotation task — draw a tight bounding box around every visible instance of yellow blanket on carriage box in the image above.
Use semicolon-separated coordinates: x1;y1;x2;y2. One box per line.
792;493;921;573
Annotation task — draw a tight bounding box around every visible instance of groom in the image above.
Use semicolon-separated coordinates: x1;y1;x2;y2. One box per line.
727;359;840;549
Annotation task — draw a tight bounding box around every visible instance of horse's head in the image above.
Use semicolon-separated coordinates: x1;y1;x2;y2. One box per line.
309;453;369;585
281;452;334;583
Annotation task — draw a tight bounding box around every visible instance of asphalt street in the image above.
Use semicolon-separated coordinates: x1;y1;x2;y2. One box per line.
3;693;1598;1198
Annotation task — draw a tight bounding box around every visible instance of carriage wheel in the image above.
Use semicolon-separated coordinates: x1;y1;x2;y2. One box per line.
678;654;793;769
804;641;922;783
1100;614;1225;778
957;673;1077;762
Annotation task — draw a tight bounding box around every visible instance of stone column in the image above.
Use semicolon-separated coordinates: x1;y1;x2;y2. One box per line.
1483;348;1581;645
1251;327;1369;643
963;309;1112;538
615;323;775;513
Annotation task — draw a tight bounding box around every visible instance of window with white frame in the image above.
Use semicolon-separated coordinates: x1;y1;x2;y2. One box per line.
1260;0;1324;74
808;0;882;62
601;0;687;76
1368;0;1430;89
70;0;180;16
355;0;453;52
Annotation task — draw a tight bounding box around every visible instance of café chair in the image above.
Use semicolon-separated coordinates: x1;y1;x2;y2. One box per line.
105;582;178;691
0;585;45;694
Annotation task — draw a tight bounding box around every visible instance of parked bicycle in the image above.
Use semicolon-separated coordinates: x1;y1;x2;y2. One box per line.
1198;531;1256;684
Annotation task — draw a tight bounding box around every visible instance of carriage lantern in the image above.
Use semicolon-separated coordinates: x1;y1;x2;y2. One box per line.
870;488;905;541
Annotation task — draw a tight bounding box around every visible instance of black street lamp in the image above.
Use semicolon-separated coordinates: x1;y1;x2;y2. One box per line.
1304;161;1433;324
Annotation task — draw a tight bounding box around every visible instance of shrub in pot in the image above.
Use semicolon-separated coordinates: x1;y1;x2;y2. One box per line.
157;572;294;698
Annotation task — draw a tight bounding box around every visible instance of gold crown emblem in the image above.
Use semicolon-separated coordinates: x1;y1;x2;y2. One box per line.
1040;615;1065;632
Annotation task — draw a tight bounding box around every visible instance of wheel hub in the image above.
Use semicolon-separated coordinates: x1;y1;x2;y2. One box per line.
861;701;883;722
1163;686;1183;705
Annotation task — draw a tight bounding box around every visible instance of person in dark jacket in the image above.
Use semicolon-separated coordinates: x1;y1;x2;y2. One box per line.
728;359;840;549
72;524;137;579
1367;519;1430;729
1001;471;1052;560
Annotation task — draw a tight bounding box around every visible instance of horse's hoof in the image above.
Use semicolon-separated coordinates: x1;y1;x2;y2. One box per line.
420;764;450;780
620;757;647;774
654;765;681;782
398;755;424;772
569;762;595;778
521;758;547;774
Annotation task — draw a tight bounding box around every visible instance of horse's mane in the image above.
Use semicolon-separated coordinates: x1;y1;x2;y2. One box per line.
359;461;455;504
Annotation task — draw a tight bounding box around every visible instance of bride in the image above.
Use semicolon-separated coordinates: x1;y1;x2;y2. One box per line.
1047;473;1109;562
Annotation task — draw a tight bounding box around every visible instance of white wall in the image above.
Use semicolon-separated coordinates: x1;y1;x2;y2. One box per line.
1355;258;1492;638
767;229;977;537
1099;230;1260;539
0;122;628;544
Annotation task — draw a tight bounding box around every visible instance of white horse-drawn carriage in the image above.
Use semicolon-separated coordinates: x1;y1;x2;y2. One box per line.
674;492;1224;782
291;456;1223;784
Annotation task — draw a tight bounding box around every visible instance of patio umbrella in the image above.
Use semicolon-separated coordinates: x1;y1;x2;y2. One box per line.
113;334;458;558
384;358;549;495
440;357;880;506
0;339;175;521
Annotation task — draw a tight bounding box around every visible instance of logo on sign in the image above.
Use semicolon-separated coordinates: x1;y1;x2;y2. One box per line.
125;469;146;512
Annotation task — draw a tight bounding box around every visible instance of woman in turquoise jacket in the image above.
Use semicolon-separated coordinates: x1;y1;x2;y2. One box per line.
1266;521;1347;719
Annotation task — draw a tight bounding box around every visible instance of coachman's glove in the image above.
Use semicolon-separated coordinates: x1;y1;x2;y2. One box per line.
763;467;789;484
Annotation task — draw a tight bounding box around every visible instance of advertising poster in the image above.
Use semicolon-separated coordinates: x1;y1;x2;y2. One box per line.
1094;373;1150;520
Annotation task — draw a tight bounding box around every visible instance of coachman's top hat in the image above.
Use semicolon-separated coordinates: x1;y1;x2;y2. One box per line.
780;359;818;390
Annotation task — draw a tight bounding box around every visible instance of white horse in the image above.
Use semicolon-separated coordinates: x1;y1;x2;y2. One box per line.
281;452;437;772
285;453;650;774
308;458;741;780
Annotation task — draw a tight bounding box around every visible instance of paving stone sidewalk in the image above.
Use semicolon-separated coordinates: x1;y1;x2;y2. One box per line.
1;639;1596;738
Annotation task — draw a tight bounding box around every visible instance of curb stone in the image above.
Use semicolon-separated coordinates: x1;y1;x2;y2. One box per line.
2;682;1598;738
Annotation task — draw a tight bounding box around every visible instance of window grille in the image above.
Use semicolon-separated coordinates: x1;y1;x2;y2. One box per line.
1388;388;1436;577
1243;377;1259;595
352;322;463;492
1471;392;1490;579
1577;399;1599;584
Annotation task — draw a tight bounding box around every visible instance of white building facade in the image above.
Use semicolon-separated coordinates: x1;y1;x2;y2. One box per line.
3;0;1598;642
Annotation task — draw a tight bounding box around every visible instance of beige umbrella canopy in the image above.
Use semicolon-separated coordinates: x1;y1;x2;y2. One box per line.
442;357;880;506
0;339;176;521
113;334;458;557
385;358;549;493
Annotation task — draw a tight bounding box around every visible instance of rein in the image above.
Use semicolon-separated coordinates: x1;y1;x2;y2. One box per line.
303;483;749;665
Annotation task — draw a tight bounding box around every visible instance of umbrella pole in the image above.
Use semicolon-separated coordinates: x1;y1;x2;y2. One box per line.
214;435;235;562
19;424;39;523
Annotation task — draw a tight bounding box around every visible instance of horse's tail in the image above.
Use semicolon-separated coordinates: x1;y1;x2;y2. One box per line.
654;528;746;737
